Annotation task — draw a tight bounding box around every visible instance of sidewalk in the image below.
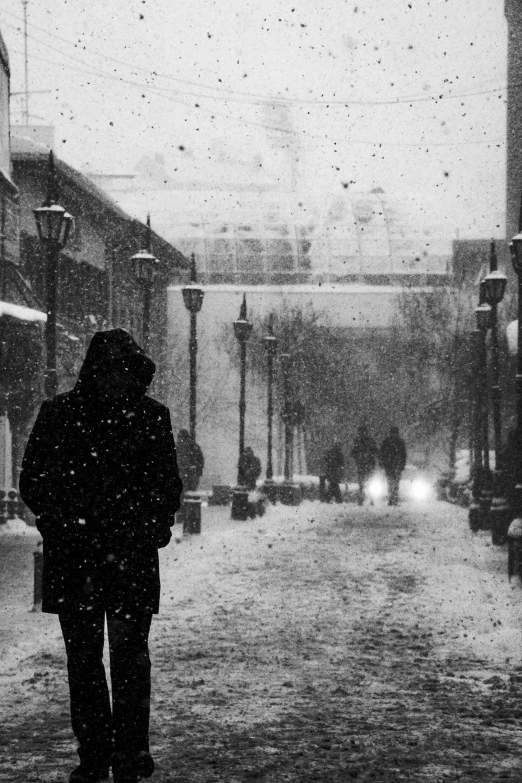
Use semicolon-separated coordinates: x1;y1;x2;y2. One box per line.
2;500;522;781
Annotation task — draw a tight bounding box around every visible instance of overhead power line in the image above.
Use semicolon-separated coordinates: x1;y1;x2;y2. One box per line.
0;6;509;108
7;41;504;151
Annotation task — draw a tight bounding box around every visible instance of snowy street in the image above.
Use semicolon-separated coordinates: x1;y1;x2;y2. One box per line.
2;498;522;782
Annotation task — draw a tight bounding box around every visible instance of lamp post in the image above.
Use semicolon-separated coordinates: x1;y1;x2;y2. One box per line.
279;352;303;505
509;225;522;527
181;254;205;534
483;241;509;544
263;314;278;503
33;151;73;399
182;254;204;441
468;327;483;532
475;294;493;529
130;214;160;352
231;294;252;520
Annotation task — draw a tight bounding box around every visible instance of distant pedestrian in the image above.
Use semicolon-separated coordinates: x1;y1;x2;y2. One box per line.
379;426;407;506
19;329;183;783
176;428;205;492
351;424;379;505
322;440;345;503
238;446;262;490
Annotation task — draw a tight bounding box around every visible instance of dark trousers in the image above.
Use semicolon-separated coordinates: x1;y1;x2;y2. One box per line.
386;471;401;505
357;470;370;505
327;478;342;503
59;608;152;766
319;476;342;503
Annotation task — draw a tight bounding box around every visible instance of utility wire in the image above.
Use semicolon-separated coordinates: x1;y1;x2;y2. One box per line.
0;6;509;108
7;42;504;150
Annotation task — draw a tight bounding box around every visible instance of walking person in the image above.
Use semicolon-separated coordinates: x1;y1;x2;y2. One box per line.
238;446;262;490
176;428;204;524
322;439;345;503
351;423;378;506
176;429;204;492
19;329;183;783
379;425;407;506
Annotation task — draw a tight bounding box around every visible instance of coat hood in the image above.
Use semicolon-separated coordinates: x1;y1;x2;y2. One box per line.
75;328;155;399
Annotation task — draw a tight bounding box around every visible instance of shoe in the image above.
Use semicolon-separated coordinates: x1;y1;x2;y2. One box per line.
69;762;110;783
112;751;154;782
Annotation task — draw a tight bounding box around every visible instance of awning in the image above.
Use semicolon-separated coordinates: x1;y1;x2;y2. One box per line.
0;301;46;323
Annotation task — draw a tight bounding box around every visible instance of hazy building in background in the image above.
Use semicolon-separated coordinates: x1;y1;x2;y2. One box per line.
506;0;522;241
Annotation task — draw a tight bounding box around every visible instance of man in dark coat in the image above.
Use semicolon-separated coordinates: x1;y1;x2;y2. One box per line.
176;428;205;492
322;440;345;503
238;446;262;490
19;329;183;783
351;423;379;506
379;426;407;506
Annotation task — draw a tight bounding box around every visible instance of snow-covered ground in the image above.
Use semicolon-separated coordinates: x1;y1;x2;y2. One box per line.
1;497;521;688
2;496;522;781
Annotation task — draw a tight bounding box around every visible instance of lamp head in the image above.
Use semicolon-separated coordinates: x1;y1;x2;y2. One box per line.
233;294;252;343
131;248;160;283
483;270;507;306
182;284;204;314
33;152;74;248
33;203;73;247
511;232;522;275
475;302;492;331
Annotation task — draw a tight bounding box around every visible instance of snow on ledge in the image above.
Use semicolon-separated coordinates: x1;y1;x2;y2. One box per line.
0;301;46;323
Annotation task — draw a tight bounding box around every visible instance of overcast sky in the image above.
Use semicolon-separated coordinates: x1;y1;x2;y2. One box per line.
0;0;508;238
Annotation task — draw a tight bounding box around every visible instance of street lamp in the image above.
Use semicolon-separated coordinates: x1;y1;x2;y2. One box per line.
33;151;74;398
181;253;205;534
263;314;278;503
482;241;509;544
182;253;204;441
468;327;482;532
279;353;303;505
475;294;493;529
130;214;160;352
231;294;253;521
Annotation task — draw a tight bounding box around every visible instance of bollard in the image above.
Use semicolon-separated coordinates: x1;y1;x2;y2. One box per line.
507;518;522;581
279;481;302;506
262;480;278;505
6;489;17;520
231;486;249;521
182;492;202;534
0;489;6;524
15;492;26;521
32;540;43;611
491;493;512;546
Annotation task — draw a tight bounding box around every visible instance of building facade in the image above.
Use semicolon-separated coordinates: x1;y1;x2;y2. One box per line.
506;0;522;242
1;131;186;487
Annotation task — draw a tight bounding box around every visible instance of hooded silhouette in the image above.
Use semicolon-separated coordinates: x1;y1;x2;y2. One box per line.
19;328;182;783
176;428;205;492
379;426;407;506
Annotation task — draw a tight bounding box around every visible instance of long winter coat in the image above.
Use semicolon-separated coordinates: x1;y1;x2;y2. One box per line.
177;430;205;492
351;433;378;476
379;434;407;478
323;444;345;483
19;329;183;615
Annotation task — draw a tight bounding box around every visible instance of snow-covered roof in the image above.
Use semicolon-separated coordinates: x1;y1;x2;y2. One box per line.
0;301;46;323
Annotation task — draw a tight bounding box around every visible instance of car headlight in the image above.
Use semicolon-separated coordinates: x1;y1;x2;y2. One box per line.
408;477;432;501
366;475;387;500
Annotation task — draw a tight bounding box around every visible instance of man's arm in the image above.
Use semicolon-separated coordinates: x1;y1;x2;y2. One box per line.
19;400;64;537
149;407;183;546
